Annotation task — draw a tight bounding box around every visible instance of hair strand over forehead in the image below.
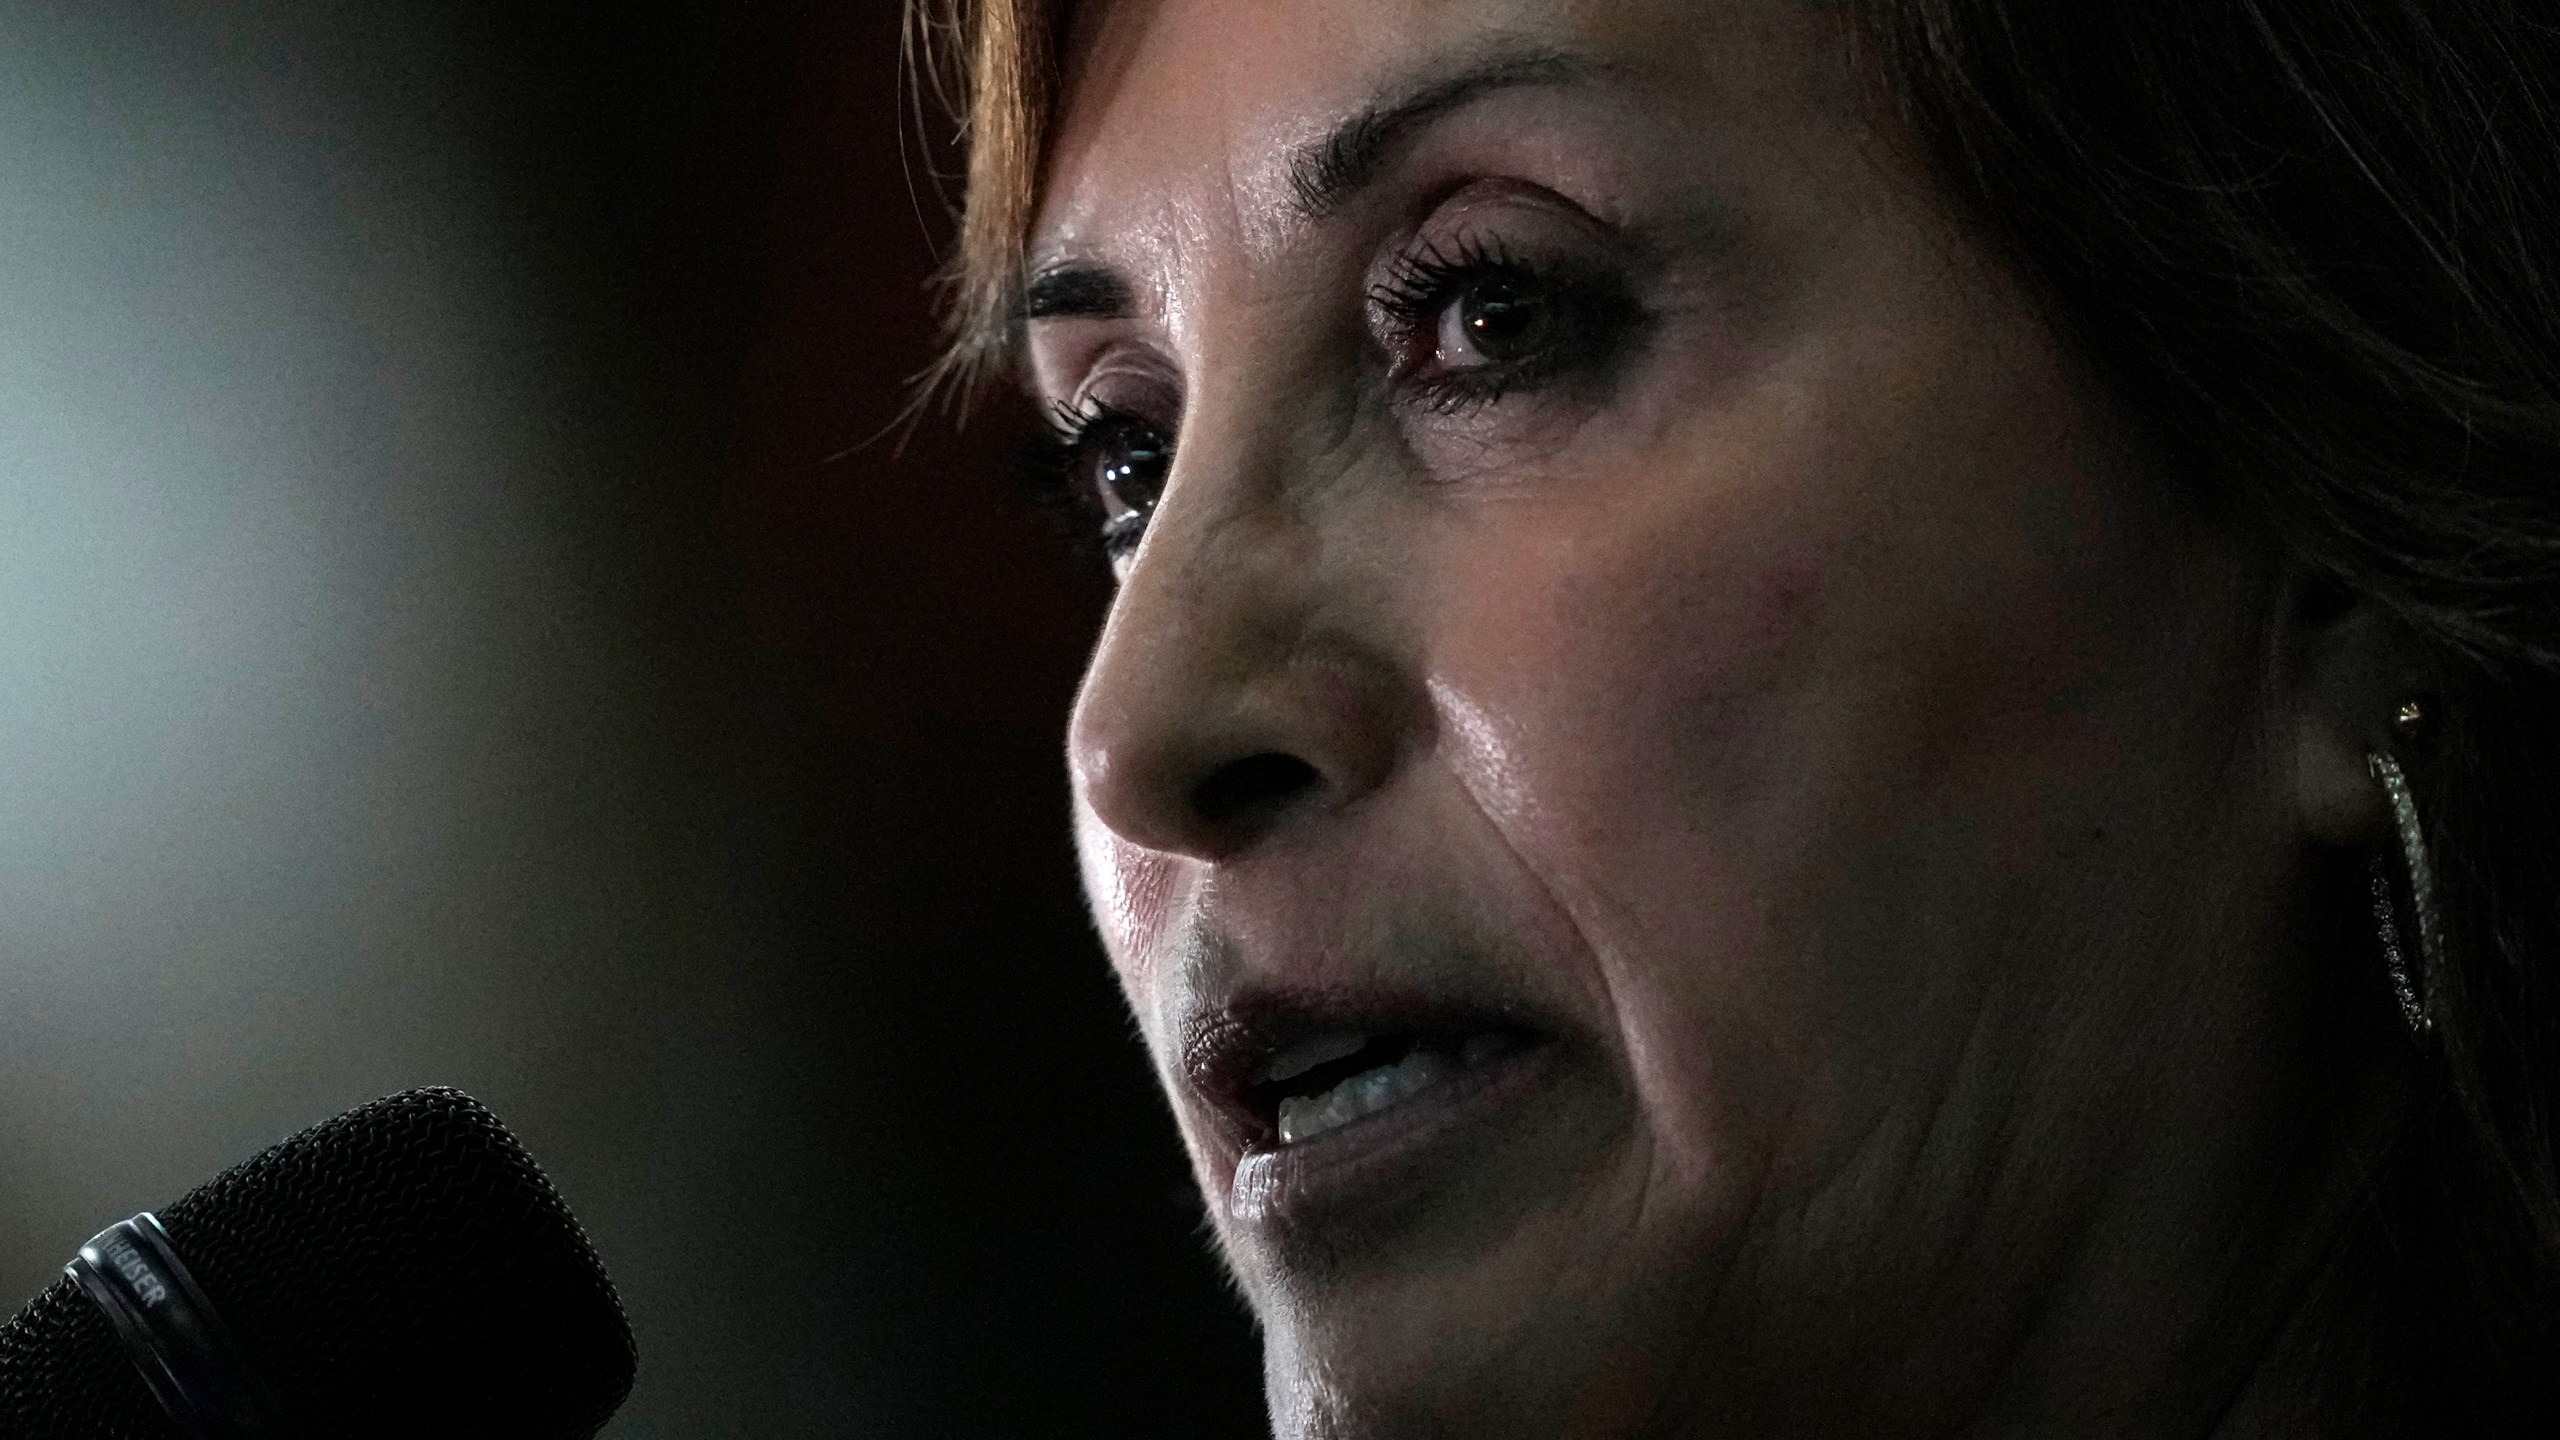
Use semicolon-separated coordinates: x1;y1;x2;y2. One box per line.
911;0;1058;406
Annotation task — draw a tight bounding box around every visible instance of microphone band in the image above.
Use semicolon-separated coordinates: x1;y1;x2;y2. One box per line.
66;1213;283;1439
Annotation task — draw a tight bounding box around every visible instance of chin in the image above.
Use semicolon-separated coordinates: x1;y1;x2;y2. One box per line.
1173;1030;1738;1439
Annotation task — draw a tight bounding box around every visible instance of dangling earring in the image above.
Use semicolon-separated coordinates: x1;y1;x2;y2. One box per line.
2366;701;2438;1038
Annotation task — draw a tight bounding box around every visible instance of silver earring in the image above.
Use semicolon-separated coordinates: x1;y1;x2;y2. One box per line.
2366;736;2439;1038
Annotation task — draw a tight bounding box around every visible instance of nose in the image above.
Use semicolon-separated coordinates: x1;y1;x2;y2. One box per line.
1066;447;1412;863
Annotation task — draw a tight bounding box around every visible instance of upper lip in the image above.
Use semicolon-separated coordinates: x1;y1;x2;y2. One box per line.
1178;986;1551;1148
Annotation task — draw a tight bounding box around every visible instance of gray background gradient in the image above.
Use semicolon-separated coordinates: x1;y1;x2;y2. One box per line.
0;1;1262;1432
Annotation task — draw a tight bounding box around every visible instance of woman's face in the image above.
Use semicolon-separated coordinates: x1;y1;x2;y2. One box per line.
1031;0;2304;1431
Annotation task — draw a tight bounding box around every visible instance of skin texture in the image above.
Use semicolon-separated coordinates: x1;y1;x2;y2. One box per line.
1024;0;2418;1433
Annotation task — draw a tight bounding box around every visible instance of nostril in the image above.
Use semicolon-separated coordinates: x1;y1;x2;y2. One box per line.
1188;752;1324;838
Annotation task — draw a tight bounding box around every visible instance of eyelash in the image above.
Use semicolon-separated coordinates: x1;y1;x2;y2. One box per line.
1019;233;1643;568
1366;233;1635;415
1016;397;1160;568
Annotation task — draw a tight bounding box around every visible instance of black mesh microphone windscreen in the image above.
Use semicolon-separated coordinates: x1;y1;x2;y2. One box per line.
0;1087;636;1438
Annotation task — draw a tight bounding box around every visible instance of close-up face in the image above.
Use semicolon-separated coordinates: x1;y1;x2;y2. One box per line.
1028;0;2327;1432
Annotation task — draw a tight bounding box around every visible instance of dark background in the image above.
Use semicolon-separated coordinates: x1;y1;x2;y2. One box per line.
0;0;1265;1433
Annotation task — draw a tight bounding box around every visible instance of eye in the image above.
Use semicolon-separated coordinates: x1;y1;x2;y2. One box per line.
1439;276;1557;368
1369;234;1642;414
1025;400;1173;562
1076;409;1171;531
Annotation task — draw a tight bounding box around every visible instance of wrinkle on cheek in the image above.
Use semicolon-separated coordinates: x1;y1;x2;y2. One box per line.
1608;891;1773;1202
1426;520;1852;1222
1427;677;1655;1125
1427;679;1548;840
1429;675;1764;1207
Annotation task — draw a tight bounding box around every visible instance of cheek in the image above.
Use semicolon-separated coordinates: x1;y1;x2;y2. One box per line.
1415;359;2117;1204
1425;511;1840;1202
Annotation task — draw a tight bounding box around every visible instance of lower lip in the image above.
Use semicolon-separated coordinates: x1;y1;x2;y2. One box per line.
1224;1038;1562;1235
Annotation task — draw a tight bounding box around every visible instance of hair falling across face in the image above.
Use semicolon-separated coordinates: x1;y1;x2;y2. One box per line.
985;0;2462;1433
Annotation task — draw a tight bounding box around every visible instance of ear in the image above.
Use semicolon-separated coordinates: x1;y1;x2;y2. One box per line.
2277;570;2428;848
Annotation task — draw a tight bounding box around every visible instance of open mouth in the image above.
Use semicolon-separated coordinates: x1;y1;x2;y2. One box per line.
1181;994;1597;1255
1196;1014;1541;1148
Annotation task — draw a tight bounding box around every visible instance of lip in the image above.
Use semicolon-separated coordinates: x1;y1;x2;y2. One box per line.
1229;1035;1562;1225
1180;992;1548;1141
1177;987;1584;1249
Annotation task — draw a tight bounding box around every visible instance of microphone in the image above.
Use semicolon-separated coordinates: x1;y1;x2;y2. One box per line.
0;1087;637;1438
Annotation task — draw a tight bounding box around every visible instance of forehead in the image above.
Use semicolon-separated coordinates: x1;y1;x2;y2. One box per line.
1033;0;1850;266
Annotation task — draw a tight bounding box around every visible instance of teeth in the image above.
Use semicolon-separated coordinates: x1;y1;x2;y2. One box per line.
1276;1046;1455;1144
1257;1031;1369;1086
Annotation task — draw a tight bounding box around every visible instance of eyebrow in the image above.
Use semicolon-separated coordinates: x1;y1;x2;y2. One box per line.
1023;263;1135;322
1017;45;1589;327
1288;46;1587;217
